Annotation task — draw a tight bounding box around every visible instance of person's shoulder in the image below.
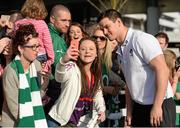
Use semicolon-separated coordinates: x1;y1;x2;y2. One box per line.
29;19;47;28
51;32;65;43
133;29;152;37
5;62;14;70
3;62;17;76
36;19;46;24
134;30;157;42
48;23;59;35
15;18;24;24
47;23;53;28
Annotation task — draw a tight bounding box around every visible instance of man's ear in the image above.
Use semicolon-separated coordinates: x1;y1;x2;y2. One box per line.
116;18;122;26
50;16;55;24
165;43;168;48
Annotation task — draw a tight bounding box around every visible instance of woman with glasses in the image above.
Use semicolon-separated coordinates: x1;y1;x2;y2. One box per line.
15;0;54;73
93;25;125;127
1;24;48;127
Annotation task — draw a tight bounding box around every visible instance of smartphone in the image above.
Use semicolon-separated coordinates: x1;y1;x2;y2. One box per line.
1;15;10;24
70;40;79;50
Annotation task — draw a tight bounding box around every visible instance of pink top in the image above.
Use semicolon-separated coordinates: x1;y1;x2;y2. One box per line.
15;19;54;72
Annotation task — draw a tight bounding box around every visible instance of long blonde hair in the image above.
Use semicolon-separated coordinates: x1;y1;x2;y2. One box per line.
93;25;112;72
163;49;176;79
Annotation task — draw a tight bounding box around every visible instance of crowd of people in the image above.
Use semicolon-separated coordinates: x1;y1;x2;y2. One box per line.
0;0;180;127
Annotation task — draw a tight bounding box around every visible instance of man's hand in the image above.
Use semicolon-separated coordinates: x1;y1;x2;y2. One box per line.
125;86;133;127
124;115;132;127
150;106;163;127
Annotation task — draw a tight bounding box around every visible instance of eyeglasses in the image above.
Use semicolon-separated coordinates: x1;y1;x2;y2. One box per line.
23;44;40;51
92;36;106;41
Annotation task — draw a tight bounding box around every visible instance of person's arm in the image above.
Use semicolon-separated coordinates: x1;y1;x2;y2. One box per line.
103;86;118;96
3;65;19;121
175;92;180;99
0;37;10;53
175;82;180;99
109;70;126;87
125;86;132;127
171;68;180;94
55;46;79;83
103;70;125;96
149;54;169;127
33;59;49;96
41;21;54;72
55;58;69;83
93;88;106;123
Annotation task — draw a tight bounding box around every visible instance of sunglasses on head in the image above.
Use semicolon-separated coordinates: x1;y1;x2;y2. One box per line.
92;35;107;41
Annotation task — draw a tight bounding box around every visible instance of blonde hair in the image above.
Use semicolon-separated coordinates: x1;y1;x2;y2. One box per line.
21;0;48;20
93;25;112;72
103;39;112;71
163;49;176;78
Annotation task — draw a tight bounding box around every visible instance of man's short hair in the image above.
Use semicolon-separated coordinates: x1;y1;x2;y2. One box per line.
155;32;169;44
97;9;122;23
50;4;70;17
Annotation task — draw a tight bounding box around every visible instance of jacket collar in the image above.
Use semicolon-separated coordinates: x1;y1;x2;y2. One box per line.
48;23;64;37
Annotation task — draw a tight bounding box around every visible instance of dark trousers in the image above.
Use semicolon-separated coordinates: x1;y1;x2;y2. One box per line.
44;79;61;114
132;98;176;127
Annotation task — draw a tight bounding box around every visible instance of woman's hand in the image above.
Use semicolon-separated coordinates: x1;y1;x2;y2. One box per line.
0;37;11;53
40;62;51;91
97;111;106;123
61;45;79;63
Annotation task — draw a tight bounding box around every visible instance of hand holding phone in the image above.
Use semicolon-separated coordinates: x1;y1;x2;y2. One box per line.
70;40;79;50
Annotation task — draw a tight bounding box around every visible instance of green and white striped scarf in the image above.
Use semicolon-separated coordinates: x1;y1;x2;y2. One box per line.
13;55;47;127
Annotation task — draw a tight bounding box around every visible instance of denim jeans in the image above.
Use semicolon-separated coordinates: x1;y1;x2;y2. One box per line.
46;115;60;127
